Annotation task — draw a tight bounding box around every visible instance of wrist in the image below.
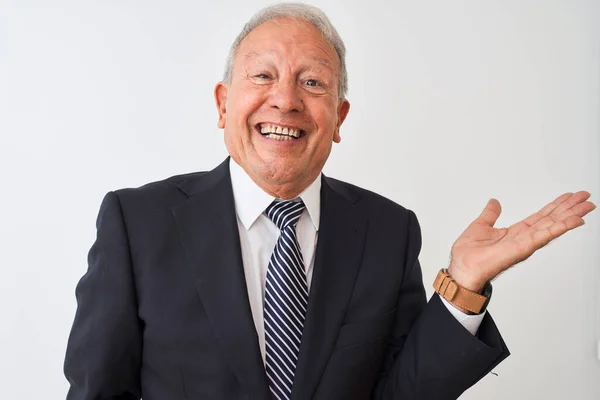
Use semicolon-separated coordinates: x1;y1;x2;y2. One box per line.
433;268;493;314
446;265;486;293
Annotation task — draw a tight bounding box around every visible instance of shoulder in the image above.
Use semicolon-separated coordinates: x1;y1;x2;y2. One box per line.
324;176;422;252
112;171;207;203
111;158;230;203
324;176;418;223
90;170;217;232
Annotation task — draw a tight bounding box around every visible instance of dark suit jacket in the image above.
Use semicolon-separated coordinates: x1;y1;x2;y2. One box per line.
64;158;509;400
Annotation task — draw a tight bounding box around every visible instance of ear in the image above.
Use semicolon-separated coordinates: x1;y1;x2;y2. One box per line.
333;99;350;143
214;82;229;129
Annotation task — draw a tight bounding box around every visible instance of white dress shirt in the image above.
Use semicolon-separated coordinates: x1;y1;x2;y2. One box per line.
229;159;484;363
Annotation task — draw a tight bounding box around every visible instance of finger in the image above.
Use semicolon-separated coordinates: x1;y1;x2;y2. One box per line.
531;215;585;248
556;215;585;232
551;191;591;217
528;201;594;232
522;192;573;228
565;200;596;218
475;198;502;227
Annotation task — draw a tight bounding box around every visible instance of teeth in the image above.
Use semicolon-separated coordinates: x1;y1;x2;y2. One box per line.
265;133;294;141
259;124;301;138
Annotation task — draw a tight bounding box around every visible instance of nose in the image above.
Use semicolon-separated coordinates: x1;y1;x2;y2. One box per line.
268;79;304;113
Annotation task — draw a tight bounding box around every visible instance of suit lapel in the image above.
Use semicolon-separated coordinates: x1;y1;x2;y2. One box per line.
292;176;368;400
171;159;270;400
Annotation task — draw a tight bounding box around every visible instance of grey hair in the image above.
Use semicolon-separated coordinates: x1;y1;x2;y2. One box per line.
222;2;348;99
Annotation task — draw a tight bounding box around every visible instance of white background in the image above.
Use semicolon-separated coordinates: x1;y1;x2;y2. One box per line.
1;0;599;398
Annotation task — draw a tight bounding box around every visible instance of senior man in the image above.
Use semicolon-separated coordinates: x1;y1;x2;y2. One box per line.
64;3;595;400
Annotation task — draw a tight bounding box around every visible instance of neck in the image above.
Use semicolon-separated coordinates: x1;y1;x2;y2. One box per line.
234;164;318;200
249;171;316;200
229;155;322;199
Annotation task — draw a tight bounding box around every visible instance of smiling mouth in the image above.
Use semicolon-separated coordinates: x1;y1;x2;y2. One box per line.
255;123;306;141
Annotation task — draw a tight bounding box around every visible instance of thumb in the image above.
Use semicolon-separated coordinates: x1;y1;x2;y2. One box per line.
475;198;502;227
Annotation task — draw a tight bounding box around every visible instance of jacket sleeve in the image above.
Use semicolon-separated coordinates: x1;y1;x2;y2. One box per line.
372;210;510;400
64;191;142;400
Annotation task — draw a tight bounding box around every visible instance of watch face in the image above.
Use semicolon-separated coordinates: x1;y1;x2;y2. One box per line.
481;283;493;312
483;282;493;298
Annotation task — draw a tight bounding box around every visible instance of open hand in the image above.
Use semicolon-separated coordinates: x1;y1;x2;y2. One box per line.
447;191;596;292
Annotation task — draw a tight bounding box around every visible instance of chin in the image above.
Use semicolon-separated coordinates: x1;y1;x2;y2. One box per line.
261;164;302;184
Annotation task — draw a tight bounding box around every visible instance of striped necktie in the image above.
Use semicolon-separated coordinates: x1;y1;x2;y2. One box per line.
263;199;308;400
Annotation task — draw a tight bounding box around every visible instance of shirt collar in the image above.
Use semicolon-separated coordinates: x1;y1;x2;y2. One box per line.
229;158;321;231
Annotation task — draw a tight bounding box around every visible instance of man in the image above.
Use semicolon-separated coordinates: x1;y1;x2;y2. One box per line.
64;3;596;400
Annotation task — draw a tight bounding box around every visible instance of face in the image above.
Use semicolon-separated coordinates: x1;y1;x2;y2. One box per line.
214;17;350;198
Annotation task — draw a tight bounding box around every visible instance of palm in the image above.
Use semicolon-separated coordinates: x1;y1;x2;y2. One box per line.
448;191;596;291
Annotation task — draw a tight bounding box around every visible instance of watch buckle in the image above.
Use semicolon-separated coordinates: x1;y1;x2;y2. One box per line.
439;276;458;301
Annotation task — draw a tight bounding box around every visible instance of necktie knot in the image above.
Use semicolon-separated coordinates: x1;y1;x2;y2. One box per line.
265;199;305;230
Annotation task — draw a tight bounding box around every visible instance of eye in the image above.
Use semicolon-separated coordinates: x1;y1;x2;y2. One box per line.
305;79;320;87
255;73;271;79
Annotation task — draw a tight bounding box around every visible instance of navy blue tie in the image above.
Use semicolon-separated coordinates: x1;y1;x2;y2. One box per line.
263;200;308;400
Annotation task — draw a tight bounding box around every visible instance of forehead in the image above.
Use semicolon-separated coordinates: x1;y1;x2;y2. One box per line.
236;17;339;70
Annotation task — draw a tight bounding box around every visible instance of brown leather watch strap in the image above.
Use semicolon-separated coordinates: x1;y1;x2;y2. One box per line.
433;269;489;314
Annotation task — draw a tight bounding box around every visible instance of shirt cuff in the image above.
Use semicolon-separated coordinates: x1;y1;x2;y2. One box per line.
440;296;485;335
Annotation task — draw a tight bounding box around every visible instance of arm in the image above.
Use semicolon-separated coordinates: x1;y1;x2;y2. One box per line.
372;210;509;400
64;192;142;400
374;190;594;399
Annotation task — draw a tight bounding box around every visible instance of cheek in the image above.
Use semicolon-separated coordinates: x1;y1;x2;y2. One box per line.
313;107;338;139
230;86;265;125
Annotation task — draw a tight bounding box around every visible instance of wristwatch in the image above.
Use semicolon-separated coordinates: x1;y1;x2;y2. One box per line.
433;268;492;314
